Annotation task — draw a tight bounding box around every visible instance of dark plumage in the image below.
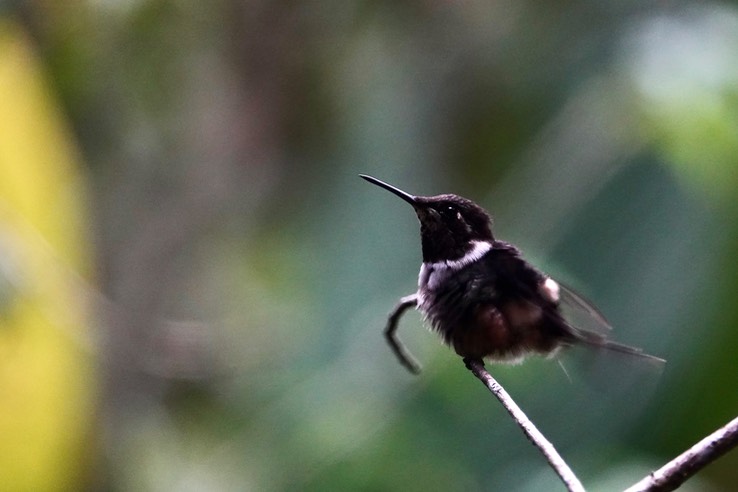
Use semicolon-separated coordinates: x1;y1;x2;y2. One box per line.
360;174;663;373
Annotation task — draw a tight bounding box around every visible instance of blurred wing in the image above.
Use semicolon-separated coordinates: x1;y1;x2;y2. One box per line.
485;242;612;337
557;281;612;335
555;280;665;363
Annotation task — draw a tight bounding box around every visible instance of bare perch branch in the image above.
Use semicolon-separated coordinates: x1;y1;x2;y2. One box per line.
625;414;738;492
463;358;585;492
384;294;421;374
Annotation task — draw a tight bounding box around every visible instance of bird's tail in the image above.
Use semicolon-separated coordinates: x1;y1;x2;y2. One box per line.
569;327;665;364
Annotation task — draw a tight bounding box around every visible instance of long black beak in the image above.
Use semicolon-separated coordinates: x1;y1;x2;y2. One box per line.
359;175;417;206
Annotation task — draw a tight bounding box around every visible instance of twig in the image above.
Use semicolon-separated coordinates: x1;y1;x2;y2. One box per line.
463;358;585;492
625;414;738;492
384;294;421;374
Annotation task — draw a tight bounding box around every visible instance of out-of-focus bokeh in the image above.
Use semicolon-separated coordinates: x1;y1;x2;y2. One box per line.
1;1;737;490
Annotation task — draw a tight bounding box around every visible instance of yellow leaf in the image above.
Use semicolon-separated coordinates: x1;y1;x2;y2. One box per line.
0;20;94;491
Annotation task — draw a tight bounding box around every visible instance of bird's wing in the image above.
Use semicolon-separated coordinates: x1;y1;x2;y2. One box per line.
556;281;612;335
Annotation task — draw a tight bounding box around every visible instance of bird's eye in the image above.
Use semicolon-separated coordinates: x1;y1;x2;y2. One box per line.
440;205;458;219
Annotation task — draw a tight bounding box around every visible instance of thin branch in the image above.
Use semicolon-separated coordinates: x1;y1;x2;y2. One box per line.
464;358;585;492
384;294;421;374
625;414;738;492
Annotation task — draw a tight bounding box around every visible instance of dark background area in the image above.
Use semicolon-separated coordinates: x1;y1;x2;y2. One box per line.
1;1;737;490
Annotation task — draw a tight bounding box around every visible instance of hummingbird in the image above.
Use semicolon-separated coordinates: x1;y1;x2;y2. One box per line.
360;174;664;374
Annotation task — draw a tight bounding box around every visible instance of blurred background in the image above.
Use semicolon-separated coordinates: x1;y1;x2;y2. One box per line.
1;1;737;490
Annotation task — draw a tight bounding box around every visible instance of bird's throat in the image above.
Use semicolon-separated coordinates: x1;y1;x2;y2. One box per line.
417;240;492;292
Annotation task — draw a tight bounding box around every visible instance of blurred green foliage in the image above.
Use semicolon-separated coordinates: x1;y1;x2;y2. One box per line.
2;1;738;490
